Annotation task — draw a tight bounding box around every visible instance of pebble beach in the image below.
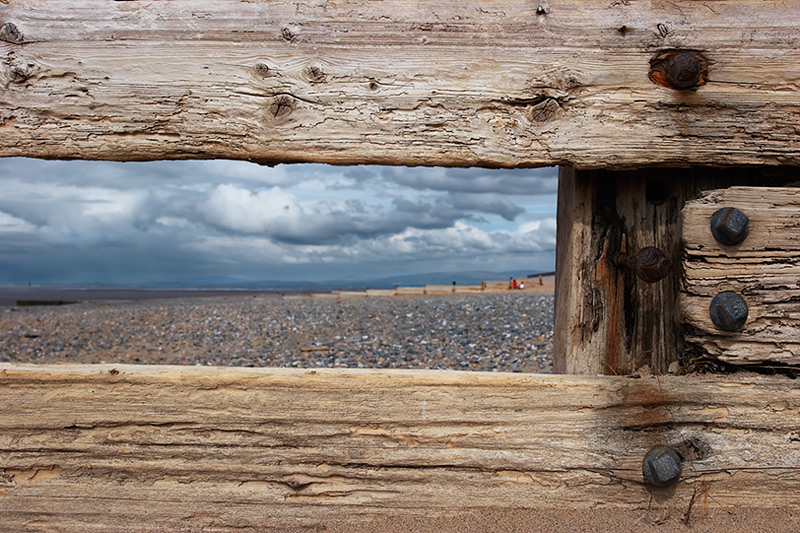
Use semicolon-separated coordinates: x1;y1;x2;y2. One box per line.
0;291;554;373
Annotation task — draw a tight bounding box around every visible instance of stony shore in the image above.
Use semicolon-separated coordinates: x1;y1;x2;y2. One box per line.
0;291;554;373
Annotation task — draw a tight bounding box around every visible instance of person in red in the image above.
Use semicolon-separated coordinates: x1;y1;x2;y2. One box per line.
512;279;517;290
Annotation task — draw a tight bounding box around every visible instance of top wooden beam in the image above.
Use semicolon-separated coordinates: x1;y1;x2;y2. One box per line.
0;0;798;169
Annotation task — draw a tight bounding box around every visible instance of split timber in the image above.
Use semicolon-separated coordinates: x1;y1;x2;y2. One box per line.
0;0;798;168
2;365;800;531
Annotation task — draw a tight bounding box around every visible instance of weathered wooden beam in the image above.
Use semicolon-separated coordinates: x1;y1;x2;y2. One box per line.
1;1;799;168
553;167;798;375
682;186;800;366
2;364;800;530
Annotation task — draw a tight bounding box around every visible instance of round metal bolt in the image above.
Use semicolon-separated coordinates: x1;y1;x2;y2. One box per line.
664;51;701;90
634;246;673;283
643;446;683;488
709;291;749;331
612;246;672;283
710;207;749;246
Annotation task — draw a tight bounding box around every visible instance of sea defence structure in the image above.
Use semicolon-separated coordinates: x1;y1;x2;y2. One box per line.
1;1;800;530
285;279;554;299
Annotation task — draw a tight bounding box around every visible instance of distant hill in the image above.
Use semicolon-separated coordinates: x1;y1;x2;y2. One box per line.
130;270;553;291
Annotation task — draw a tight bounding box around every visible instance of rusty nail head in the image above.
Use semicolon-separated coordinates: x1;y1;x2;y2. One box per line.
710;207;749;246
643;446;683;488
709;291;748;331
664;51;701;90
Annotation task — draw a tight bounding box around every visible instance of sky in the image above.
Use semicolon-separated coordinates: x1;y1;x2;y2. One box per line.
0;158;557;286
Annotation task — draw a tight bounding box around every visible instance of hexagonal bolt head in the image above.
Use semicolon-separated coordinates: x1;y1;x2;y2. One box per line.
643;446;683;488
709;291;749;332
710;207;749;246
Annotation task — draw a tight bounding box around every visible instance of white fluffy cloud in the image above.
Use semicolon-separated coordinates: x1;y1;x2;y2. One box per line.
202;184;304;234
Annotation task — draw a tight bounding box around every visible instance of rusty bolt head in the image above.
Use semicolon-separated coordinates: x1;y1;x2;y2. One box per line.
709;291;748;331
634;246;673;283
612;246;672;283
664;51;701;90
710;207;749;246
643;446;683;488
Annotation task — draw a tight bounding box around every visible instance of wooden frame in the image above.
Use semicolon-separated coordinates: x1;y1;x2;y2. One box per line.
2;1;800;530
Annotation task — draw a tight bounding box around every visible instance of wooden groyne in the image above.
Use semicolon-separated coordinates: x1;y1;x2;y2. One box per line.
283;278;554;300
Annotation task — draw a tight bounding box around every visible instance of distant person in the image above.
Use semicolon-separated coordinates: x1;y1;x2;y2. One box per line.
519;281;525;290
538;275;543;286
508;277;514;290
512;279;517;290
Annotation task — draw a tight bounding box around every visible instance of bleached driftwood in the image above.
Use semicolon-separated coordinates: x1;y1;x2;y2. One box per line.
682;186;800;366
1;1;799;168
2;365;800;530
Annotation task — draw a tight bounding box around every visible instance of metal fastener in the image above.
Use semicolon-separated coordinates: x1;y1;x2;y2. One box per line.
643;446;683;488
709;291;748;331
612;246;673;283
664;51;701;91
710;207;749;246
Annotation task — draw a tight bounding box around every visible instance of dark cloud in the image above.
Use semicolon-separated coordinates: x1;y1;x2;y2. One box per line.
199;184;465;245
375;166;558;195
0;159;557;284
448;192;525;221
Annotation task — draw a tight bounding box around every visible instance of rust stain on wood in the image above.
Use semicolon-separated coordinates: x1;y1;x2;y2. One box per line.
0;1;798;167
648;50;709;91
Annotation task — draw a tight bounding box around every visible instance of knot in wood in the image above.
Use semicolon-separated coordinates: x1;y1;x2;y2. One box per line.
8;64;31;84
529;98;560;123
304;65;326;84
269;95;296;120
0;22;24;44
253;63;271;77
281;27;297;42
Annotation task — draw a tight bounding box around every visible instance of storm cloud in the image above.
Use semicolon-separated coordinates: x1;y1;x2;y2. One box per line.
0;158;557;284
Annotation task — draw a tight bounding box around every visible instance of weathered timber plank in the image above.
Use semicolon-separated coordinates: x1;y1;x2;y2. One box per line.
2;364;800;531
1;1;799;168
682;186;800;366
553;167;797;375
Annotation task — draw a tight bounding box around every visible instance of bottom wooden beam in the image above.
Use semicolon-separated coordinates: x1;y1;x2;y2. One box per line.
2;365;800;531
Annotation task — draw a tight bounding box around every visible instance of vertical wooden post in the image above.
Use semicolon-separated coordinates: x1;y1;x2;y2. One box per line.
553;167;796;375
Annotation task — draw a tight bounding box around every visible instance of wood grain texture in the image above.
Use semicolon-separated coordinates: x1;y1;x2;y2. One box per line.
1;1;799;168
554;169;799;375
555;167;688;375
2;364;800;531
682;186;800;366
